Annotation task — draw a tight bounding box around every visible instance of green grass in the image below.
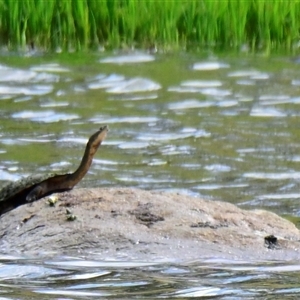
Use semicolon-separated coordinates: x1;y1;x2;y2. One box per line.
0;0;300;53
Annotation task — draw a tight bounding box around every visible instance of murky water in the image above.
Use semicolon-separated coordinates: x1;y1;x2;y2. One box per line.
1;51;300;297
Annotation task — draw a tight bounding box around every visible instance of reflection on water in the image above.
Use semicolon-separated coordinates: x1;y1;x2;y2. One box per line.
1;52;300;297
1;52;300;214
1;255;300;299
99;53;155;64
12;110;79;122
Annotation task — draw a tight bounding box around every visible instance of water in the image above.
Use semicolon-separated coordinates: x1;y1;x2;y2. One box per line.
2;255;300;299
1;51;300;297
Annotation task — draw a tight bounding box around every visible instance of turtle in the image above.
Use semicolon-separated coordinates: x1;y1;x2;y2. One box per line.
0;125;109;216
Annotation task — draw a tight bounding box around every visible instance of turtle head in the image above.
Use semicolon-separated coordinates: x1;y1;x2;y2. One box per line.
88;125;109;152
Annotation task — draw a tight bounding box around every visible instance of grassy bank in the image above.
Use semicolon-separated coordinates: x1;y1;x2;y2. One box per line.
1;0;300;53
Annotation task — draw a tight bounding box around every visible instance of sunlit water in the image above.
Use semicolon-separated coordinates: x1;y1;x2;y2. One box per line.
1;51;300;297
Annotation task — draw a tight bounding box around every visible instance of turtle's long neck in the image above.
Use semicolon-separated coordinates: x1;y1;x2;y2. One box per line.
66;126;108;186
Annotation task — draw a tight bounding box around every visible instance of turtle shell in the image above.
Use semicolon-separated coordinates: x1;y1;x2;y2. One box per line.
0;173;55;202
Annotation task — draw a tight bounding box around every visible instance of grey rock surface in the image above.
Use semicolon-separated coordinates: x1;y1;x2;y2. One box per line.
0;188;299;261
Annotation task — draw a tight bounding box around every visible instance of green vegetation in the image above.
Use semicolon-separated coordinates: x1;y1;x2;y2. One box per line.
0;0;300;53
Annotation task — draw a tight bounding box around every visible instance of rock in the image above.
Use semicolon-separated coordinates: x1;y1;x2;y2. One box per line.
0;187;299;261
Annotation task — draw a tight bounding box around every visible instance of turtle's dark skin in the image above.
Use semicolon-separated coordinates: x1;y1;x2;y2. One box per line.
0;126;108;216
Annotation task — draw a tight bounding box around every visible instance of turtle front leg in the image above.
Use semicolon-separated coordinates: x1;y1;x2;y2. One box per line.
26;185;44;202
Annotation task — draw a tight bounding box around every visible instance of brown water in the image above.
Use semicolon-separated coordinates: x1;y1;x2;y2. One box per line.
1;51;300;298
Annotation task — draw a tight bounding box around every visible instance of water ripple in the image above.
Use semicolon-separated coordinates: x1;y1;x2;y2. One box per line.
205;164;232;172
181;80;223;87
118;142;149;149
243;172;300;180
228;70;264;77
11;110;79;122
1;257;300;299
0;170;21;181
30;63;70;73
87;74;125;89
193;62;230;70
88;74;161;93
0;65;37;81
99;53;155;64
106;77;161;93
168;99;215;109
90;116;159;124
0;84;53;96
250;106;287;117
137;129;210;142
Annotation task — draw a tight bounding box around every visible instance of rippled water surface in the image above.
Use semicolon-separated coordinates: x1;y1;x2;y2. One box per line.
1;51;300;297
2;255;300;299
